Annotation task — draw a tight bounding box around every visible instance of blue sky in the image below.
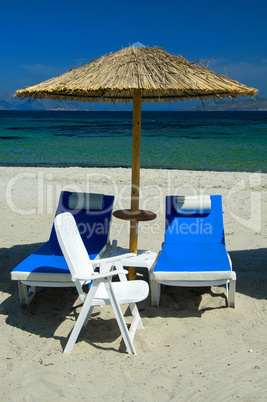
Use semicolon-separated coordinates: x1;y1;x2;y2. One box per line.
1;0;266;110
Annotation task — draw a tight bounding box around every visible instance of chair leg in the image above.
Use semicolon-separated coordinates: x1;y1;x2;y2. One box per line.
151;279;161;306
64;282;99;354
83;305;95;327
75;281;85;302
228;279;236;308
104;281;137;355
128;302;144;339
18;282;36;305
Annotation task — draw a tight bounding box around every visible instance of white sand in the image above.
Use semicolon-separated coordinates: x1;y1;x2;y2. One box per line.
0;167;266;401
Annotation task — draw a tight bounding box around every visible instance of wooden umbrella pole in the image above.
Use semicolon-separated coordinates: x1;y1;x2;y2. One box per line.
129;89;142;280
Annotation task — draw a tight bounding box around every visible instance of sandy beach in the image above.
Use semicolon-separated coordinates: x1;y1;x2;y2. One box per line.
0;166;266;401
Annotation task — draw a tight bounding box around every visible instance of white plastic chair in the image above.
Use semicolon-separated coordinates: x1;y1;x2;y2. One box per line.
54;212;149;355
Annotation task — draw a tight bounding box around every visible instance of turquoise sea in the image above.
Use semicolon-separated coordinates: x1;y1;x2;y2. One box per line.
0;110;266;172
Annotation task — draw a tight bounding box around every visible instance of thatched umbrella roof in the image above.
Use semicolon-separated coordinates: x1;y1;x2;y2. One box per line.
16;44;258;280
16;44;257;102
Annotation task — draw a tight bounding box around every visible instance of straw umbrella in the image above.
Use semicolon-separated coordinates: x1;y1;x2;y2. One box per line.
16;43;258;279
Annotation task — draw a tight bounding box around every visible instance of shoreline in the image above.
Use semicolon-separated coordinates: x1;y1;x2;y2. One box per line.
0;164;266;174
0;166;266;400
1;109;267;113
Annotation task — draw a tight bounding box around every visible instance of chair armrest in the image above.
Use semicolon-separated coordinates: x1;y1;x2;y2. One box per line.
72;269;128;282
92;253;136;266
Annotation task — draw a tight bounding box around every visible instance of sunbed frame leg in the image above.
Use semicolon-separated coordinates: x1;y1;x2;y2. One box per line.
227;279;236;308
18;282;36;306
151;279;161;307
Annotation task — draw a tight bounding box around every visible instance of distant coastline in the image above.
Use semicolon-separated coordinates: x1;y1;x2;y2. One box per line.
0;93;266;112
181;96;267;112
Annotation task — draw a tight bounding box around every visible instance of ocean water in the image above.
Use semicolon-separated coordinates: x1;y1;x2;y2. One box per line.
0;110;266;172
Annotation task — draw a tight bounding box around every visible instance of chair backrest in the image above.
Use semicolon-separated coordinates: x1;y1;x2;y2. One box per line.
48;191;114;258
165;195;225;245
54;212;94;279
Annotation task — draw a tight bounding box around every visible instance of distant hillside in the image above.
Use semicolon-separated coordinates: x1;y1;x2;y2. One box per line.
0;93;92;111
182;96;267;111
0;93;266;112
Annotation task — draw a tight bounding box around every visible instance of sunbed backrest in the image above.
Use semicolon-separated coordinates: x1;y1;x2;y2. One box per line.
165;195;225;245
49;191;114;257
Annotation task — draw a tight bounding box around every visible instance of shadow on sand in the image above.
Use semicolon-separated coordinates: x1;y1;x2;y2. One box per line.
0;243;266;352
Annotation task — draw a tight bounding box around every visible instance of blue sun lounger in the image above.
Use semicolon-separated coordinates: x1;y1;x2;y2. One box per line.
150;195;236;308
11;191;114;305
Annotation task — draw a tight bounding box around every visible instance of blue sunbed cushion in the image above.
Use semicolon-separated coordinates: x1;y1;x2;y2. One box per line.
154;244;231;273
68;193;104;210
153;195;234;283
165;195;225;245
11;249;98;281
